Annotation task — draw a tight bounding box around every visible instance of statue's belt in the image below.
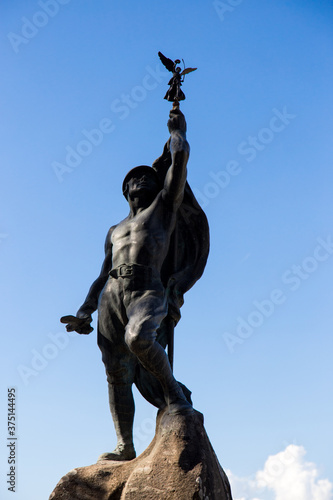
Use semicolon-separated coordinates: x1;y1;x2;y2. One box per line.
109;264;154;280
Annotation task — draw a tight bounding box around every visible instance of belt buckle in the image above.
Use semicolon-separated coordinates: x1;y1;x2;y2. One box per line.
119;265;133;277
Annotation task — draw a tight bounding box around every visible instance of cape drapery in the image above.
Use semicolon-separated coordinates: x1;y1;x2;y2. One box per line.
134;141;210;408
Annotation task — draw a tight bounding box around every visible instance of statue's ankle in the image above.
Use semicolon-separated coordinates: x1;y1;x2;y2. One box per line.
97;443;136;462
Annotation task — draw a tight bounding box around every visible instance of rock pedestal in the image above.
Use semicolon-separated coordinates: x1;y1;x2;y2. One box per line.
49;408;233;500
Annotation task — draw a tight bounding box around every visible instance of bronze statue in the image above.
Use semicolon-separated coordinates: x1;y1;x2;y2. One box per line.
61;84;209;463
158;51;197;103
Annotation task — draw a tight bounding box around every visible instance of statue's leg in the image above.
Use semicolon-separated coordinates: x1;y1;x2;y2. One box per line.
97;279;137;461
101;381;136;461
97;333;137;461
124;289;193;415
135;341;192;414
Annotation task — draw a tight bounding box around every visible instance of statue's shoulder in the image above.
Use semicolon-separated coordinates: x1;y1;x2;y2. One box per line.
107;224;117;237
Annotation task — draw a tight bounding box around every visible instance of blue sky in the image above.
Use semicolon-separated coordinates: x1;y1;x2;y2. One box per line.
1;1;333;499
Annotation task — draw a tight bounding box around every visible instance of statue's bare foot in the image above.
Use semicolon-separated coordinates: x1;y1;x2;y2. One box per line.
97;443;136;462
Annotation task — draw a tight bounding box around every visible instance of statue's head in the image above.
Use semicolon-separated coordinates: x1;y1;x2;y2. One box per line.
122;166;161;201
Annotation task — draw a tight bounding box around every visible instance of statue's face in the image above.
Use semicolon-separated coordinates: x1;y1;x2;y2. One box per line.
127;173;159;200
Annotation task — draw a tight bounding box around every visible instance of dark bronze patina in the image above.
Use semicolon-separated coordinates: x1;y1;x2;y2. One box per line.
61;74;209;462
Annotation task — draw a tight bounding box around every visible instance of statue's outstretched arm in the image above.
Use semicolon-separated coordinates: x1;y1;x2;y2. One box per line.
76;225;114;318
60;226;114;334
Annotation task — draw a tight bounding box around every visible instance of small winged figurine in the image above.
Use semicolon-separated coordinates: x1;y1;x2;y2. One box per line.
158;51;197;103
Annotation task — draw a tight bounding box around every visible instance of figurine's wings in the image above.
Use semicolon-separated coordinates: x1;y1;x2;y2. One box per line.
180;67;197;77
158;51;175;72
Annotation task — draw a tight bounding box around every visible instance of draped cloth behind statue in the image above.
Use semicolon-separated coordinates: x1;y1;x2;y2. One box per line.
133;142;210;408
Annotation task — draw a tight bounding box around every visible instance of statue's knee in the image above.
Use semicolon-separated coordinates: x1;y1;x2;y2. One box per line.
125;326;152;354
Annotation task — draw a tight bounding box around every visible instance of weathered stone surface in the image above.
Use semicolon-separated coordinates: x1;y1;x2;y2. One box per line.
49;409;233;500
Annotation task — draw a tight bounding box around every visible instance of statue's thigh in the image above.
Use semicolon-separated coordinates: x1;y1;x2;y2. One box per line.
125;289;168;343
98;330;136;384
98;279;127;342
97;280;137;383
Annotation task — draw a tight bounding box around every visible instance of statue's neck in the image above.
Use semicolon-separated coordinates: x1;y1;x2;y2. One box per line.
128;197;151;216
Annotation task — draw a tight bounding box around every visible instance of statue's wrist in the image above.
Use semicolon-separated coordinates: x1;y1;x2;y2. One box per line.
76;307;93;319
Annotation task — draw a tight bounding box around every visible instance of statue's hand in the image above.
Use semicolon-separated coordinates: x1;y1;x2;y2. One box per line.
167;108;186;134
60;314;93;335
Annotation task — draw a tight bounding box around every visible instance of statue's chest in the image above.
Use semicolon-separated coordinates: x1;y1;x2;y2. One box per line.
112;216;152;243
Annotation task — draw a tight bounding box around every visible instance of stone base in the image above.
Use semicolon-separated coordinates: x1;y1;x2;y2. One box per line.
49;408;233;500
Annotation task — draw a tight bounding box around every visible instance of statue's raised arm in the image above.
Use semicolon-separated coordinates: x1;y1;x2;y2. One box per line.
162;108;189;210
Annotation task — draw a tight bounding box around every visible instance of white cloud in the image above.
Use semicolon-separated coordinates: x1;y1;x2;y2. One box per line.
227;445;332;500
226;469;268;500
